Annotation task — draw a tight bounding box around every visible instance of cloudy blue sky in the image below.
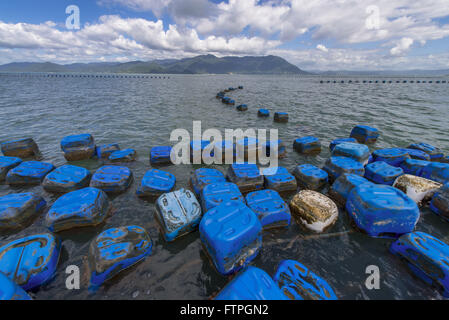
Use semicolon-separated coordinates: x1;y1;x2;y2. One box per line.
0;0;448;70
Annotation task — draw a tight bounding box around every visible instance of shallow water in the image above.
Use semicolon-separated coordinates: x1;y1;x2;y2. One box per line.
0;74;448;300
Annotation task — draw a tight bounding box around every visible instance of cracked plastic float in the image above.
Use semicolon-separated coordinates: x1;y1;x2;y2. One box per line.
90;165;133;193
60;134;96;161
200;201;262;275
155;189;202;242
290;190;338;233
6;161;55;185
390;232;449;297
273;260;337;300
346;184;420;238
89;226;153;288
42;164;91;193
1;138;40;158
215;266;287;300
201;182;244;212
45;187;110;232
0;233;60;290
137;169;176;199
393;174;442;206
293;164;329;190
0;193;46;230
246;189;291;229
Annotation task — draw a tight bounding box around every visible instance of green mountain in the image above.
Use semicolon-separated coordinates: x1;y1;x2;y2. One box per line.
0;55;308;75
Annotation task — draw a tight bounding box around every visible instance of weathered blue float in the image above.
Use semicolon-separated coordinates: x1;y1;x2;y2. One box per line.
0;272;31;300
293;136;321;154
246;189;291;229
0;193;46;230
6;161;55;185
89;226;153;288
201;182;244;212
90;165;133;193
0;233;60;290
372;148;410;167
226;163;264;193
346;184;420;238
400;148;431;161
350;125;379;144
323;156;365;182
364;161;404;185
408;142;444;162
329;138;357;151
273;260;337;300
200;201;262;275
262;167;297;193
236;137;260;162
215;266;287;300
190;168;226;198
430;183;449;221
442;156;449;164
258;109;270;117
329;173;372;207
96;143;120;159
274;112;289;123
293;164;329;190
1;138;40;158
421;162;449;184
137;169;176;198
400;158;431;176
109;148;137;162
46;187;110;232
0;156;22;181
236;104;248;111
42;164;91;193
263;139;287;158
332;142;370;164
390;232;449;297
150;146;172;165
190;140;212;160
61;134;96;161
155;189;202;242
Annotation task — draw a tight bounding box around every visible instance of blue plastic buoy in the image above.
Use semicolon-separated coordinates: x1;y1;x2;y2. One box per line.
329;138;357;151
350;125;379;144
201;182;244;212
190;168;226;198
365;161;404;185
293;136;321;154
226;163;264;194
430;183;449;221
262;166;297;193
323;156;365;182
42;164;91;193
332;142;370;164
90;166;133;193
0;156;22;181
246;189;291;229
293;164;329;190
61;133;96;161
6;161;55;185
150;146;172;165
0;193;46;230
329;173;372;207
136;169;176;198
372;148;410;167
1;138;40;158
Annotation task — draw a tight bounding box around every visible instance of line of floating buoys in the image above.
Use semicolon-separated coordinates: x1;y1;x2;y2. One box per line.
320;79;447;84
0;72;170;79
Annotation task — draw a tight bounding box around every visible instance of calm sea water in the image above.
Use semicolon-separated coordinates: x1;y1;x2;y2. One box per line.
0;74;448;300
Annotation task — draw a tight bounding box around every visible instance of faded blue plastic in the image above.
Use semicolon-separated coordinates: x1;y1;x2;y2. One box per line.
200;201;262;275
246;189;291;229
408;143;444;162
201;182;244;212
236;104;248;111
329;173;371;207
262;167;297;193
137;169;176;198
346;184;420;238
332;142;370;164
372;148;410;167
89;226;152;288
273;260;337;300
0;272;31;300
46;187;110;232
215;266;287;300
400;158;431;176
190;168;226;197
6;161;55;185
0;233;60;290
150;146;172;165
90;165;133;193
421;162;449;185
258;109;270;117
364;161;404;185
430;183;449;221
263;139;287;158
42;164;91;193
400;148;431;161
227;163;264;193
0;157;22;181
155;189;202;242
323;156;365;182
390;232;449;297
293;136;321;154
109;148;137;162
1;138;40;158
0;193;46;230
350;125;379;144
60;133;96;161
442;156;449;164
329;138;357;151
96;143;120;159
293;164;329;190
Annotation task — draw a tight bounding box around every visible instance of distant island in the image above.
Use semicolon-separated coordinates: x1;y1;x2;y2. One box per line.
0;55;309;75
